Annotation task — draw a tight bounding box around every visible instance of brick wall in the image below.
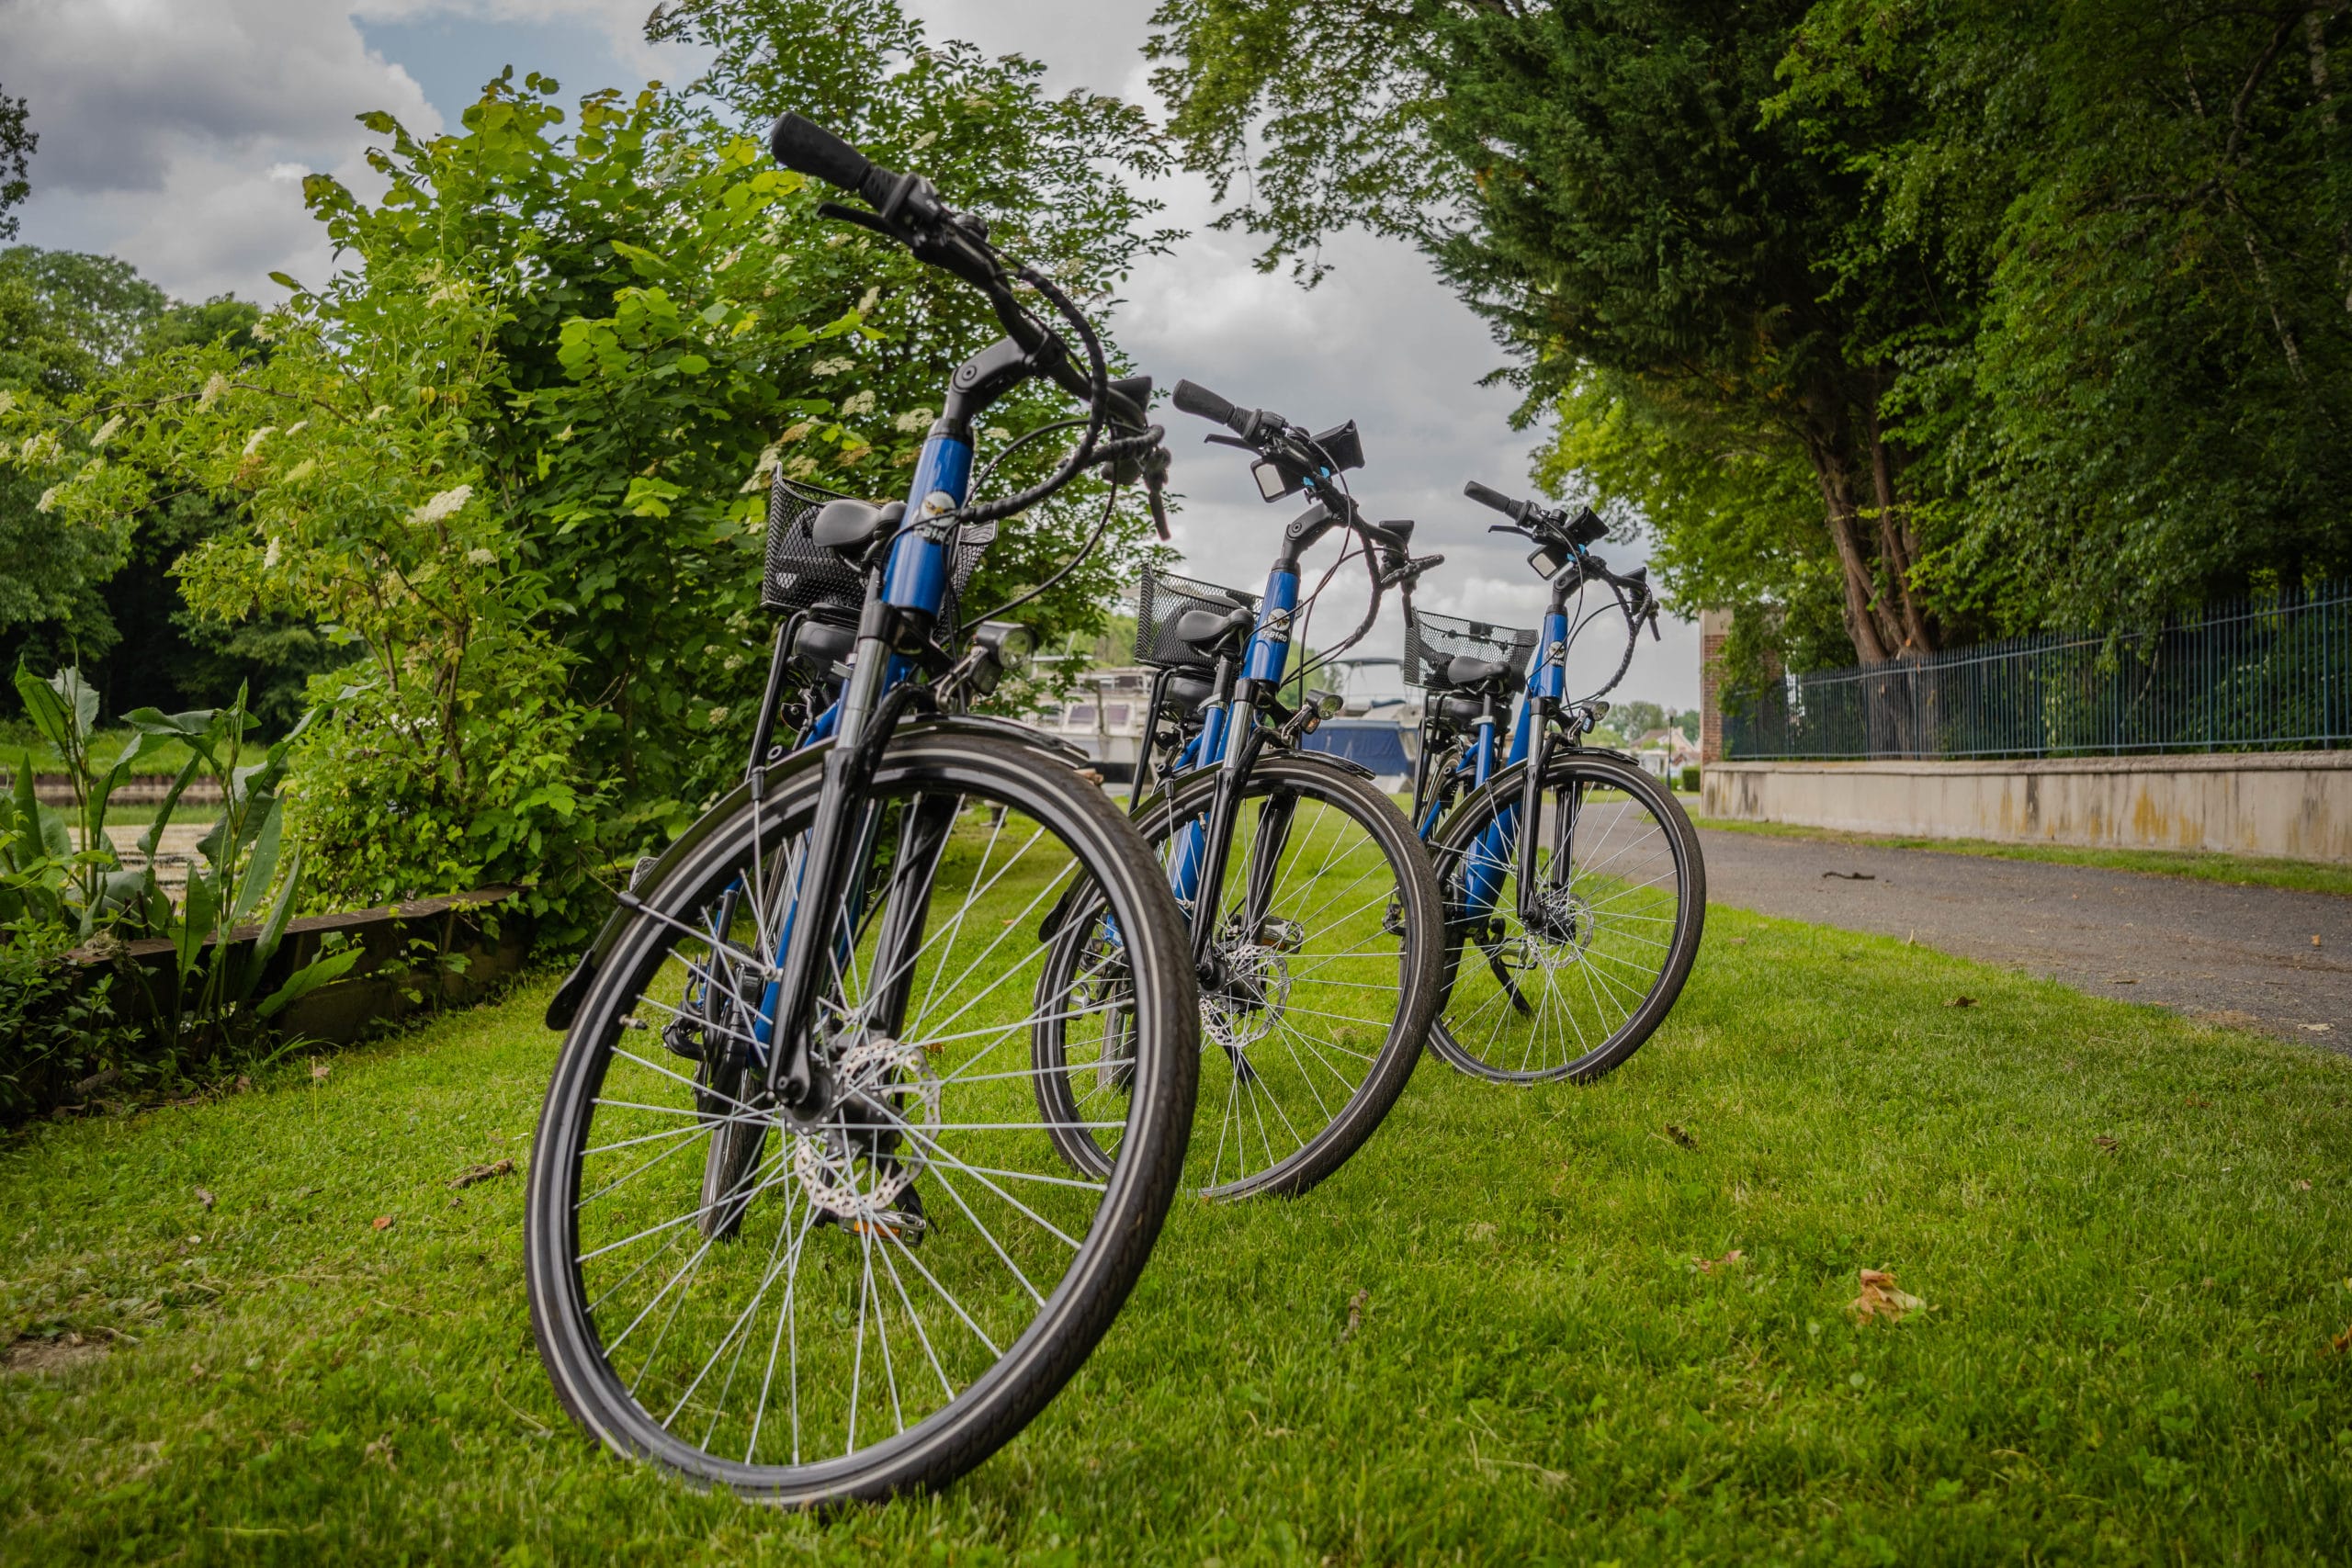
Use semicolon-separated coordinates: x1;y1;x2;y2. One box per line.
1698;608;1732;763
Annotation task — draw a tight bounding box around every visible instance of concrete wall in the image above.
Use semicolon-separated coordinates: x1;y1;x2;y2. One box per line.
1702;750;2352;863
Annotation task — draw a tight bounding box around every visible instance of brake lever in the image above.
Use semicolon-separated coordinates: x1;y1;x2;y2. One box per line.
1204;433;1255;451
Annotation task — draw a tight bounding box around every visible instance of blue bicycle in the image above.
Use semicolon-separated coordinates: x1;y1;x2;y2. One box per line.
526;117;1200;1505
1406;484;1706;1083
1028;382;1446;1198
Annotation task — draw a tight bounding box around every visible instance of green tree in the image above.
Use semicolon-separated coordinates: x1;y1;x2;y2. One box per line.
1774;0;2352;633
1149;1;2352;671
1149;0;1944;665
0;86;30;243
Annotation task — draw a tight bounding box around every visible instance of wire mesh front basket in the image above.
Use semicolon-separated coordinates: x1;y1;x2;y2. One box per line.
1135;565;1261;671
762;473;864;615
1404;610;1538;690
763;470;997;632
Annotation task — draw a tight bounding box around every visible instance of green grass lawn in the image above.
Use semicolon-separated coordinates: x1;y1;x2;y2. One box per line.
5;911;2350;1562
1696;815;2352;899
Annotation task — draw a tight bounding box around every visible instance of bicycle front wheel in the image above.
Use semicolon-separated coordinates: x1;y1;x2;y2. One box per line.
525;729;1198;1506
1426;750;1704;1083
1035;752;1442;1200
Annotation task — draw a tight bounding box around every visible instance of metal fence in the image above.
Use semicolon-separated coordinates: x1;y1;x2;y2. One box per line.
1724;581;2352;761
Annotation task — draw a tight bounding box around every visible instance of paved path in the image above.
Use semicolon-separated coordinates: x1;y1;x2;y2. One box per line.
1696;829;2349;1048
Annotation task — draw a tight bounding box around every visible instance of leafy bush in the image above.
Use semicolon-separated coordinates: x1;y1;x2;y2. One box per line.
0;921;131;1121
0;662;352;1119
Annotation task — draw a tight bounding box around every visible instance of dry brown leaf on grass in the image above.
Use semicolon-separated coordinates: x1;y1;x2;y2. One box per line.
447;1158;515;1190
1665;1124;1697;1149
371;1216;394;1231
2094;1135;2120;1155
311;1061;331;1083
194;1189;214;1212
1945;996;1976;1009
2330;1324;2352;1356
1850;1268;1928;1324
1338;1288;1370;1348
1694;1249;1745;1274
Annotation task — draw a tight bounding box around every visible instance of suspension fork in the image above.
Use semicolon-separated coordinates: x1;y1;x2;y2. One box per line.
1185;695;1268;974
1512;699;1566;925
760;608;919;1110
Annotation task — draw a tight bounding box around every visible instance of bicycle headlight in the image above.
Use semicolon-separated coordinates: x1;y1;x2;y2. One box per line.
973;622;1035;676
1308;687;1344;718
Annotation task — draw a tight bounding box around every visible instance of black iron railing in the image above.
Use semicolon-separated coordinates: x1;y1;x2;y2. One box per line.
1724;581;2352;761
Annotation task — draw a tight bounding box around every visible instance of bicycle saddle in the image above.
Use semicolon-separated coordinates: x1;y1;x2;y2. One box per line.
1170;604;1255;657
1437;655;1521;694
812;497;907;554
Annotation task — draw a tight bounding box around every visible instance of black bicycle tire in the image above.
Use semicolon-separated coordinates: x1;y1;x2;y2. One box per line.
1424;750;1705;1084
1038;751;1442;1200
523;731;1198;1506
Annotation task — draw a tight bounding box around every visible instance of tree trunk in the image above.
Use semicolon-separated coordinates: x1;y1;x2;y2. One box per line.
1865;411;1937;656
1807;443;1896;666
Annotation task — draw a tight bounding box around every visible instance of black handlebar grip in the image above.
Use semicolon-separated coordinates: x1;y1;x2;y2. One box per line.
1462;479;1528;523
769;114;876;193
1171;378;1236;425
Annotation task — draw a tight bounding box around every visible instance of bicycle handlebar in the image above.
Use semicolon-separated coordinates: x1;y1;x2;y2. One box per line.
770;113;886;204
1172;378;1283;444
772;113;1176;536
1462;479;1530;525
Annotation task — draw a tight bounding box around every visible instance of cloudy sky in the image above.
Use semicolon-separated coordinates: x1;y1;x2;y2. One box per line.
4;0;1699;710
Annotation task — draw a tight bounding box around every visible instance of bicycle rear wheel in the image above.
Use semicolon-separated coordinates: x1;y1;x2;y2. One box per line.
1426;750;1704;1083
1035;752;1441;1200
525;730;1197;1506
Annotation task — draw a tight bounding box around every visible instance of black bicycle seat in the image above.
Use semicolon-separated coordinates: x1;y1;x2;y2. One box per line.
1440;655;1521;694
1171;604;1255;656
811;498;907;554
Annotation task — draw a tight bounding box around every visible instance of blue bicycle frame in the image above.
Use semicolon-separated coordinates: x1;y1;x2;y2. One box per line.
1162;565;1300;914
742;431;975;1067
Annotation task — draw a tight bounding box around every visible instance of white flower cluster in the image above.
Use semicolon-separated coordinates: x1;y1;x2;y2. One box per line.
409;483;473;527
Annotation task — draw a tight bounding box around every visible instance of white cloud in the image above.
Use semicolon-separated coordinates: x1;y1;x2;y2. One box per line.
4;0;443;299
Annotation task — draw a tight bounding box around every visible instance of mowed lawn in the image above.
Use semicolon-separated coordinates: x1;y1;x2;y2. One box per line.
5;910;2350;1563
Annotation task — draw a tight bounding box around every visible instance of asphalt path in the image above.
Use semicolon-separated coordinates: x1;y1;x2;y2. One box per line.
1696;829;2349;1050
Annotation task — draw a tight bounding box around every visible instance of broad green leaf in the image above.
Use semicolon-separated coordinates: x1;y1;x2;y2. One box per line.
15;660;73;754
136;754;208;861
244;845;304;995
175;867;217;983
231;795;285;926
125;705;225;740
50;666;99;739
257;945;361;1020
